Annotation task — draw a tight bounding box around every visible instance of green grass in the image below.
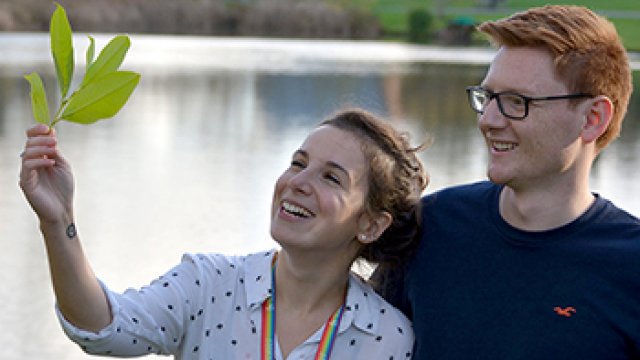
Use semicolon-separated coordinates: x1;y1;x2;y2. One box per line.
502;0;639;10
613;19;640;51
369;0;640;50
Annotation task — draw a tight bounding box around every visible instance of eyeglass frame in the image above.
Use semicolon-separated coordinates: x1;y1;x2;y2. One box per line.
465;86;593;120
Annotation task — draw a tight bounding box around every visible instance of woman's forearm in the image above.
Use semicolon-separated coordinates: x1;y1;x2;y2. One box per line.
41;219;112;333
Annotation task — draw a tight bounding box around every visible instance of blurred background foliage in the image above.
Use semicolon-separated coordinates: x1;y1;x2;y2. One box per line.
0;0;638;50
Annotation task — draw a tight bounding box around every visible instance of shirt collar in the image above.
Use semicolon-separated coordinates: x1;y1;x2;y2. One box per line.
340;273;381;336
243;250;381;337
244;249;276;311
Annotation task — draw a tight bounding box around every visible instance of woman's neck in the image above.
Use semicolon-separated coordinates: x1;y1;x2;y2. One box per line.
272;250;350;358
274;250;349;314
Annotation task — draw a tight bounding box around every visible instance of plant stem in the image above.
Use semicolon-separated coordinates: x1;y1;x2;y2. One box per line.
51;97;69;127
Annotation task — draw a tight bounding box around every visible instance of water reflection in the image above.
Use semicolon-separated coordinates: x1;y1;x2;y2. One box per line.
0;34;638;359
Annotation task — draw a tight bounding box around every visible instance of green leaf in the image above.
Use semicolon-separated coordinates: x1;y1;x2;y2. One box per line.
24;72;51;125
86;35;95;67
50;3;74;98
82;35;130;87
61;71;140;124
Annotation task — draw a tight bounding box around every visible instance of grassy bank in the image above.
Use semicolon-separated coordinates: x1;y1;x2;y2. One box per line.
1;0;638;50
371;0;640;50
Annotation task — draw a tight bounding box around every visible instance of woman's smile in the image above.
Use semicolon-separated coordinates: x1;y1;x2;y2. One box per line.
280;200;314;219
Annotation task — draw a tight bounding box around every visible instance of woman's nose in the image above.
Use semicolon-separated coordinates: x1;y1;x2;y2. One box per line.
288;169;313;195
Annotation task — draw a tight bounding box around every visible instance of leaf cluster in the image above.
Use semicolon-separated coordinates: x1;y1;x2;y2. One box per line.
24;3;141;128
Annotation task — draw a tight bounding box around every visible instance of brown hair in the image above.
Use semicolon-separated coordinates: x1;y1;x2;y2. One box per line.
478;5;633;151
320;108;428;269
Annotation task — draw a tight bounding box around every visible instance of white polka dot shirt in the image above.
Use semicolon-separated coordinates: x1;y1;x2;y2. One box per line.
57;250;414;359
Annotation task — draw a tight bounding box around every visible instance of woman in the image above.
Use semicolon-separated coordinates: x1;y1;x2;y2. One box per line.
19;108;427;359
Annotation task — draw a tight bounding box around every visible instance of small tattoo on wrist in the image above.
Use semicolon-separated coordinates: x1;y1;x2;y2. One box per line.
66;223;77;239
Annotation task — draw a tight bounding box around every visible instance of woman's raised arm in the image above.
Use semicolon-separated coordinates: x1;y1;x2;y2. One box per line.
19;124;111;332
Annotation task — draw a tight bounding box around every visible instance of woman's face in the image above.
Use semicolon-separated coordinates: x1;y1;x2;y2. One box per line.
270;125;370;255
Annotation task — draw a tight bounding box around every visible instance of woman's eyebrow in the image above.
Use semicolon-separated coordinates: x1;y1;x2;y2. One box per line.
326;161;350;180
293;149;308;159
295;149;350;179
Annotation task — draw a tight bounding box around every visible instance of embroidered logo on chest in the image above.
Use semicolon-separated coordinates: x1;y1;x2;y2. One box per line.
553;306;576;317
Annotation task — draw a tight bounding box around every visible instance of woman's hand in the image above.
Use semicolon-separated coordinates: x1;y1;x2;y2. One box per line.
19;124;74;225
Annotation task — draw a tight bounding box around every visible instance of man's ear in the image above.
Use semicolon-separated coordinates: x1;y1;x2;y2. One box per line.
357;211;393;244
581;95;613;144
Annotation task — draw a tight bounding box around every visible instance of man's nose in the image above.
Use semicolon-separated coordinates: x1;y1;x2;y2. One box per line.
478;97;509;129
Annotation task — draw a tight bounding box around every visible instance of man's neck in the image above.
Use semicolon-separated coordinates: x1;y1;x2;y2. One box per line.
499;182;595;231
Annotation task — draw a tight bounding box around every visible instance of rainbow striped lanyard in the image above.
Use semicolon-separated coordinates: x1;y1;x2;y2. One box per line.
261;259;346;360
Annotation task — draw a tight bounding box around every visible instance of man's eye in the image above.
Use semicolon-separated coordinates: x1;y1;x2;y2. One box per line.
503;94;525;107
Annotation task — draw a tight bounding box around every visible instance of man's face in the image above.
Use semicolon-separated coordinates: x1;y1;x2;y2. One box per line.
477;46;588;189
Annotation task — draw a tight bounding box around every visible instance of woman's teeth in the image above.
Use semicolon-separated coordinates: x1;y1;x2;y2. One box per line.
282;201;312;218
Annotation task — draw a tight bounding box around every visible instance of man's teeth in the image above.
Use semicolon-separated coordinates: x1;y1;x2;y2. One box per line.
282;202;312;218
493;142;516;151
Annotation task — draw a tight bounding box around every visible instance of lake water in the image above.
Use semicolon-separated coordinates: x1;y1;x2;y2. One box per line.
1;33;638;359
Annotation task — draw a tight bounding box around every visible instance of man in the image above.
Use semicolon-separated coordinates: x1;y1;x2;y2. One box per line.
377;5;640;359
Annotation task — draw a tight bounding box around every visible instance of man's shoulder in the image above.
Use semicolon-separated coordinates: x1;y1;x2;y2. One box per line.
592;195;640;233
422;180;496;204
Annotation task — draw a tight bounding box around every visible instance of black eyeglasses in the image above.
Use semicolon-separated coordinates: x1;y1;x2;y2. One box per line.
466;86;592;120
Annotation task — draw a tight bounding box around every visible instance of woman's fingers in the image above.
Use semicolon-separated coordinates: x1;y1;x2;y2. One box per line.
22;123;59;160
21;136;57;171
25;134;56;148
26;123;54;137
22;144;57;159
21;147;53;161
21;157;56;174
20;125;58;188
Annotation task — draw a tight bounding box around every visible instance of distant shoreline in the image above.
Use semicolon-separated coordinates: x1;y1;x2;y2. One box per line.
1;32;638;72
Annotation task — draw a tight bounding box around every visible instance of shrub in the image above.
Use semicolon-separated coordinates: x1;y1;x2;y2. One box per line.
408;8;432;44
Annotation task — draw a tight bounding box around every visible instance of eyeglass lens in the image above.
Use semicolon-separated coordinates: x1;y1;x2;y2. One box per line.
468;88;527;119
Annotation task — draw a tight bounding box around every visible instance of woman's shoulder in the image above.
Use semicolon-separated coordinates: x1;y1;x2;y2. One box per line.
347;273;412;332
178;249;277;278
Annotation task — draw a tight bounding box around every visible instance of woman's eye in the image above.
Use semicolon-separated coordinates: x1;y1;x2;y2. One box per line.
291;160;305;168
324;173;341;185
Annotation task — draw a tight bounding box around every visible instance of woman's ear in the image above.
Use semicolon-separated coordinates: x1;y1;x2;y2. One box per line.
581;95;613;144
357;211;393;244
